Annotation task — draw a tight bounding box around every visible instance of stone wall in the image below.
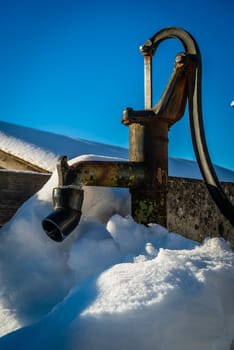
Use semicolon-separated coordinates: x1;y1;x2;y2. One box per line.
168;177;234;248
0;170;50;227
0;171;233;247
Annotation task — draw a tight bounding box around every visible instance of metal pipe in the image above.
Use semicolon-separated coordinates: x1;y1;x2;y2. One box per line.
129;119;168;226
121;52;190;226
42;156;147;241
143;55;153;109
56;156;146;188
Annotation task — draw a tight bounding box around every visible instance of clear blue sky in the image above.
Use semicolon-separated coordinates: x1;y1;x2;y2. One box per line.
0;0;233;170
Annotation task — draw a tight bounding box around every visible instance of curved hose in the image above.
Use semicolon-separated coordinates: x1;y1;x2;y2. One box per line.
146;27;234;227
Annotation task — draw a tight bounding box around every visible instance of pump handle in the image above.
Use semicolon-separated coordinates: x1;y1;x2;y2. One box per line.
141;27;234;227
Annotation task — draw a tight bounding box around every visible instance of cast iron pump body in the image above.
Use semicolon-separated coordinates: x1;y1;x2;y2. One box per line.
42;27;234;242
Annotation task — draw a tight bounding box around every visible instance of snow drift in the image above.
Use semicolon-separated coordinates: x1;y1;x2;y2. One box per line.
0;153;233;350
0;121;234;349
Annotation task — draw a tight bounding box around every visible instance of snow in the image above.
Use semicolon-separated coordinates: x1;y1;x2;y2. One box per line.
0;122;234;349
0;121;128;172
1;120;234;181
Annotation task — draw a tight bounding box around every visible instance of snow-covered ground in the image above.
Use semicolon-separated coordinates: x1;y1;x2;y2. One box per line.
0;121;234;349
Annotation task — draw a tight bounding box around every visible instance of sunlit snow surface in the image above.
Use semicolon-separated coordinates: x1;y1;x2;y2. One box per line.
0;122;234;349
0;154;234;350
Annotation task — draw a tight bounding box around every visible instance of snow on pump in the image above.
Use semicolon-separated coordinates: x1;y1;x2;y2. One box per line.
42;27;234;242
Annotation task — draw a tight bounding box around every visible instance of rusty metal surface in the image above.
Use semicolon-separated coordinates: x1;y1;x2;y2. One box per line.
128;119;168;226
120;52;191;227
130;188;167;227
57;156;146;188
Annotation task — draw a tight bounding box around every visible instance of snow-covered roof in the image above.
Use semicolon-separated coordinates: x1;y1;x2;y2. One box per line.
0;121;128;173
0;120;234;182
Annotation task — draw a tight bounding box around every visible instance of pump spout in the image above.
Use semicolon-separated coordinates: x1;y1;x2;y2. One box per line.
42;186;84;242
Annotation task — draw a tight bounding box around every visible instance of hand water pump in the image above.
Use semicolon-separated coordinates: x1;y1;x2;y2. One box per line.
42;27;234;242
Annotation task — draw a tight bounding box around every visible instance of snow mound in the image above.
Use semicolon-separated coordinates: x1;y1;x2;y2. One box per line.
0;154;233;350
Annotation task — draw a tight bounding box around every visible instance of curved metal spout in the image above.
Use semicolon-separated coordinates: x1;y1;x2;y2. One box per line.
42;186;84;242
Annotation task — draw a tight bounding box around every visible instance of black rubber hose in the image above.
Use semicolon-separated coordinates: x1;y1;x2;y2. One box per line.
148;27;234;227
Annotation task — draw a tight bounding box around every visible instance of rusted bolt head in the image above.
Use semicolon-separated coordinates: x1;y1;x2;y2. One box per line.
174;52;189;68
175;52;186;63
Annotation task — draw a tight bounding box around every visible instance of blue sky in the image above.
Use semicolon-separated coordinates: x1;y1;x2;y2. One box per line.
0;0;233;170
